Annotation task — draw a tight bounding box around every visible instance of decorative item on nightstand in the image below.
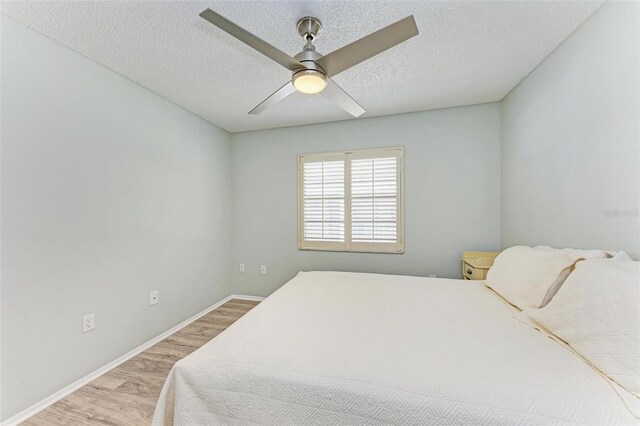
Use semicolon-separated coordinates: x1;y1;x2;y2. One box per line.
462;251;499;280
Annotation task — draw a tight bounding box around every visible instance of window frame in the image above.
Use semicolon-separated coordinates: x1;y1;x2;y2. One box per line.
297;147;404;254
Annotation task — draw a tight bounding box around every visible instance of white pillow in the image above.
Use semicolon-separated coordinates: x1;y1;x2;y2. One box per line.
612;251;634;262
534;245;609;260
485;246;580;310
525;259;640;397
532;246;609;305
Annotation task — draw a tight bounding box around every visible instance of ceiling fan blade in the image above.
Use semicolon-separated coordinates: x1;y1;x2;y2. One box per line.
321;79;365;117
200;9;302;71
248;81;297;115
316;16;418;77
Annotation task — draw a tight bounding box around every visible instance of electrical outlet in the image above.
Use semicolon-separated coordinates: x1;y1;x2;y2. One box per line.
428;274;437;278
149;290;159;306
239;263;245;273
260;265;267;275
82;313;95;333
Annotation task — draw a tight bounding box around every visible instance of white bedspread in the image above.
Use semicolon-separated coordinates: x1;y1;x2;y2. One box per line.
153;271;638;425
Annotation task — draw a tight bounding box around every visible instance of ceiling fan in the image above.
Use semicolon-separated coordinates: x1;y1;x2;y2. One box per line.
199;9;419;117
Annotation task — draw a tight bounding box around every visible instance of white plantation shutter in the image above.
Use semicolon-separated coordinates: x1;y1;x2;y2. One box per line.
299;148;403;253
302;159;345;243
351;156;398;244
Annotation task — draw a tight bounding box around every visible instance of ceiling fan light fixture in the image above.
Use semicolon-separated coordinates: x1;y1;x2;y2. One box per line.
292;70;327;94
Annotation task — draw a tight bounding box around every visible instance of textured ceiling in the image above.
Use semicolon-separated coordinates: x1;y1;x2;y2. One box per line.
1;1;602;133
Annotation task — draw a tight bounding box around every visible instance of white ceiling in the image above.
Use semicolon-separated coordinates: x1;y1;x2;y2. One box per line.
1;1;602;133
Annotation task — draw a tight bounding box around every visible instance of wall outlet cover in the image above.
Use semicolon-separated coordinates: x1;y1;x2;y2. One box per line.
260;265;267;275
239;263;245;273
82;313;95;333
150;290;159;306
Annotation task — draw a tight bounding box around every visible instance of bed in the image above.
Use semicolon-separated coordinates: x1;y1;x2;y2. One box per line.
152;271;638;425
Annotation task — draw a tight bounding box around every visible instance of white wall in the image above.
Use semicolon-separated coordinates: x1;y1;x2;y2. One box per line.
501;1;640;258
231;103;502;296
0;16;232;420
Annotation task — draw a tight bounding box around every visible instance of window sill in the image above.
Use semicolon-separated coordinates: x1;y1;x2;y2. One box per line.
298;246;405;254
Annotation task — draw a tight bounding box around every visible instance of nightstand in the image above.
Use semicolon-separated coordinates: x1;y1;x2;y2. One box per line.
462;251;499;280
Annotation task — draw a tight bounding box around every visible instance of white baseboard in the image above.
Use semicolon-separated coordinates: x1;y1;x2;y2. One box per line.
0;294;265;426
230;293;266;302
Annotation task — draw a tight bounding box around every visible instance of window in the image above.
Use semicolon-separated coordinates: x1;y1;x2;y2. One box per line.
298;147;404;253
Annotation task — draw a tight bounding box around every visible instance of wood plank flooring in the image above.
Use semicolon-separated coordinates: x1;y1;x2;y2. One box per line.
21;299;260;425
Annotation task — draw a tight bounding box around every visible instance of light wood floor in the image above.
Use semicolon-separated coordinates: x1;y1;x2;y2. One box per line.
22;299;260;426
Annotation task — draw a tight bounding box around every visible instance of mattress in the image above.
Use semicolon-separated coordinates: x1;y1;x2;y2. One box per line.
152;271;638;425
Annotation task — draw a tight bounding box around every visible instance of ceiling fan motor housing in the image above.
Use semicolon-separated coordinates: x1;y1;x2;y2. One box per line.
293;48;324;71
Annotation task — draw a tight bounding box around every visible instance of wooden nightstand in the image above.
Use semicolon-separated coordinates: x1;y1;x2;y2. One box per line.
462;251;499;280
